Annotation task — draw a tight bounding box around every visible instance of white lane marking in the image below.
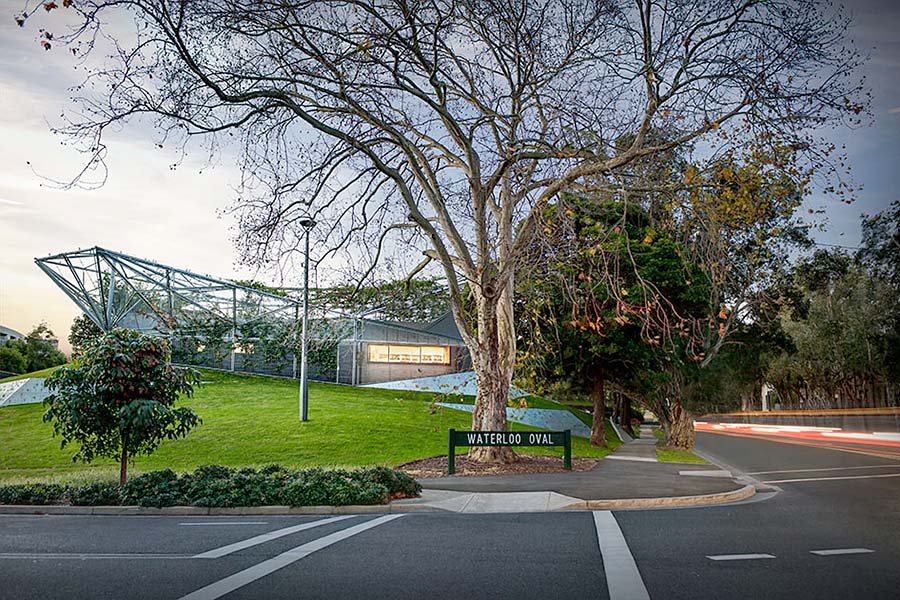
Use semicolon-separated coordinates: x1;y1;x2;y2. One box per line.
179;522;268;526
749;465;900;475
192;515;356;559
764;473;900;484
179;514;403;600
593;511;650;600
810;548;874;556
707;554;775;561
606;456;658;463
0;553;188;560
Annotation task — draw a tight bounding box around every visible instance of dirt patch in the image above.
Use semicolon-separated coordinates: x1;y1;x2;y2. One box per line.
398;454;599;478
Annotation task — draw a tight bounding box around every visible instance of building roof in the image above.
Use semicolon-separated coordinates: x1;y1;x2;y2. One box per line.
0;325;25;341
424;312;463;340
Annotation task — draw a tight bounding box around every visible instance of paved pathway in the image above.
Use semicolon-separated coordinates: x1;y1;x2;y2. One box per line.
606;424;659;463
417;454;745;502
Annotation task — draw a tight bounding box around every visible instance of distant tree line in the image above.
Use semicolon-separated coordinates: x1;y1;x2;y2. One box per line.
517;133;898;449
0;322;68;376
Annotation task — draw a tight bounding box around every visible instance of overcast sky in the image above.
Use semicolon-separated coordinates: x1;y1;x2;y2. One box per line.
1;1;898;354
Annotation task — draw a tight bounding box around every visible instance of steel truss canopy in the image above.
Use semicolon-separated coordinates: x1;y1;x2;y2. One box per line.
36;246;470;383
36;246;314;332
35;247;357;375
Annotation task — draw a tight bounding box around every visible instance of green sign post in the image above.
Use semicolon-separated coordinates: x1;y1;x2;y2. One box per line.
447;429;572;474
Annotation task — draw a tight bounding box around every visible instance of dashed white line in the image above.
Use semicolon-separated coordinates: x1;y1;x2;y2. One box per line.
179;514;404;600
707;554;775;561
764;473;900;484
810;548;874;556
179;522;268;526
192;515;356;559
593;511;650;600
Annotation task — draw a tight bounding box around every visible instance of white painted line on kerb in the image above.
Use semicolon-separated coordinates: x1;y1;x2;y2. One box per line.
764;473;900;484
810;548;874;556
748;465;900;476
192;515;356;559
179;522;268;526
707;554;775;561
593;511;650;600
179;514;403;600
606;456;658;463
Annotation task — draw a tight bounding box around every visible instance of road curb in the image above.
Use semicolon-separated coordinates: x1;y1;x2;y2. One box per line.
0;502;450;516
0;485;755;515
561;483;755;510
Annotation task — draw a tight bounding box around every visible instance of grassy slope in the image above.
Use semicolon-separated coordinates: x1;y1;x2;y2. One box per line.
0;366;64;383
0;369;619;483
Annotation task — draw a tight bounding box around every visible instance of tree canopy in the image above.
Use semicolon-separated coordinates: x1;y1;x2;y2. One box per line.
20;0;867;461
44;329;201;484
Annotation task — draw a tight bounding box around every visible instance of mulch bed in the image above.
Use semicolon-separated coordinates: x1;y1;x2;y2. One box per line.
397;454;599;478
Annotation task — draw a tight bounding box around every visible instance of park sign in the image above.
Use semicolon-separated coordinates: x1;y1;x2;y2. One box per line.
447;428;572;474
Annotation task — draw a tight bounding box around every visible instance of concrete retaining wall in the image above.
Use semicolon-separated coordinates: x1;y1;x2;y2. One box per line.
0;378;51;407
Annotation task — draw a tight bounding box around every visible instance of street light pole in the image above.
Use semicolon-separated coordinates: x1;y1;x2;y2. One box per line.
298;217;316;422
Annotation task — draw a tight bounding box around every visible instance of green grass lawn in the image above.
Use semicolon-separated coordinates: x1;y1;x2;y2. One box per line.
651;427;708;463
656;446;710;464
0;366;65;383
0;369;619;483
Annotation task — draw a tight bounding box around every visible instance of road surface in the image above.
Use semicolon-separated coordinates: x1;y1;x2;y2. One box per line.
1;430;898;599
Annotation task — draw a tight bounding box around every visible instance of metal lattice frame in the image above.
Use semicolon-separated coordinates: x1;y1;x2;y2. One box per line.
36;247;355;378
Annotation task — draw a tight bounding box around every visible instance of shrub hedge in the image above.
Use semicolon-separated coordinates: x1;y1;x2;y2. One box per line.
0;465;421;508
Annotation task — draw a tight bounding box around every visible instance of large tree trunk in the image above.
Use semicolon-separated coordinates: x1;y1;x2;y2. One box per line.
652;396;695;450
590;372;606;446
468;282;516;463
667;401;695;450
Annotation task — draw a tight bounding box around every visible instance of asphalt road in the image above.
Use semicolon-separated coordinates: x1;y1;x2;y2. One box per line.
1;430;898;600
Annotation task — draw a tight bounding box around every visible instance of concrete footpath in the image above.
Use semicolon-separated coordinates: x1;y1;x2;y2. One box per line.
397;425;760;513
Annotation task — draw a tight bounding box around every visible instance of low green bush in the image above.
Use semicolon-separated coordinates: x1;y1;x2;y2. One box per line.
0;483;67;505
0;464;418;508
282;468;388;506
122;469;184;507
358;466;422;498
69;481;122;506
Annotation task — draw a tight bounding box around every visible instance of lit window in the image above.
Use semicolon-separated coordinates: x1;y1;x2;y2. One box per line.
369;344;391;363
420;346;451;364
368;344;450;365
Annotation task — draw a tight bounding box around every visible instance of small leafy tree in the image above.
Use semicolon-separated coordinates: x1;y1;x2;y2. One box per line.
0;341;28;375
43;329;201;484
68;314;104;359
25;322;67;371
